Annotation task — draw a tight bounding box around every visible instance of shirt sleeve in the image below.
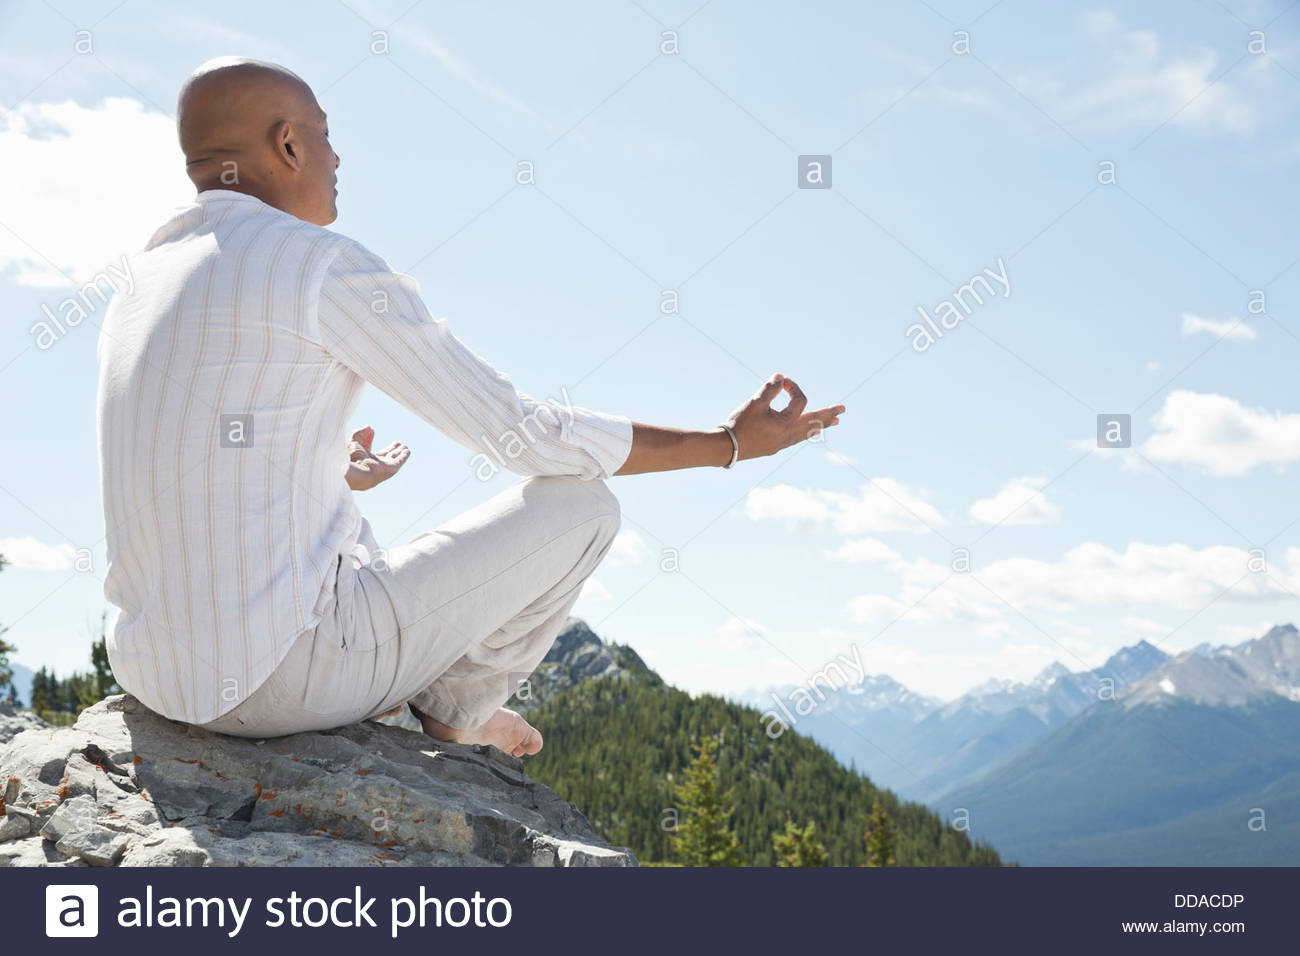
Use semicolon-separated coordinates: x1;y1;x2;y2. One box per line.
317;239;633;481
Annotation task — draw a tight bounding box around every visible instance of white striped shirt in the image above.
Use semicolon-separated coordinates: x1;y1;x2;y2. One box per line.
95;188;633;725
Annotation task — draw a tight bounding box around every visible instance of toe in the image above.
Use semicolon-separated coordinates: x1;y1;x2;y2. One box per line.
514;723;543;756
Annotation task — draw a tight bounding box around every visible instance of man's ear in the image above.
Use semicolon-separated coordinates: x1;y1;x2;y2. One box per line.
272;119;301;172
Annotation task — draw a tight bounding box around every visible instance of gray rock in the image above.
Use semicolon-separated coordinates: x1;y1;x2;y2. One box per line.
0;835;89;866
0;812;30;843
118;825;470;867
0;693;634;867
0;708;46;747
55;823;131;866
40;795;100;843
117;830;210;867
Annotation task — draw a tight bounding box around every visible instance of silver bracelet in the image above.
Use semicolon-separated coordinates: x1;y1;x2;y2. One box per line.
720;424;739;469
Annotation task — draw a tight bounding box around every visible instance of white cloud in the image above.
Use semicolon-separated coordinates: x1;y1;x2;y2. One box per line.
846;559;1014;638
826;537;903;565
715;616;770;652
968;476;1061;526
866;45;1009;121
850;638;1084;700
1121;615;1169;638
824;450;857;466
1217;620;1273;643
747;479;945;534
1180;312;1255;341
739;627;1123;700
0;98;191;287
845;542;1300;638
984;541;1291;609
1143;390;1300;476
608;529;648;567
745;484;834;525
577;578;612;602
1051;618;1092;639
845;593;910;625
1030;13;1257;135
1067;437;1151;473
0;536;76;571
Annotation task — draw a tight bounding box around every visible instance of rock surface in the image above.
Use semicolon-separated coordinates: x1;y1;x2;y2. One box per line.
0;694;635;867
0;698;45;747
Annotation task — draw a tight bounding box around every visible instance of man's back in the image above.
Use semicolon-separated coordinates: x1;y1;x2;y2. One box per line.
97;189;361;724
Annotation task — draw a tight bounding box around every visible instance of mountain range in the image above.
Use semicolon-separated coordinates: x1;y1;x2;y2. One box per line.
743;624;1300;865
737;638;1170;801
501;617;1003;866
5;662;33;706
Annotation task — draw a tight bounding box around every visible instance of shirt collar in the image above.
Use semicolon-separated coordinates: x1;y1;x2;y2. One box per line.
195;189;267;205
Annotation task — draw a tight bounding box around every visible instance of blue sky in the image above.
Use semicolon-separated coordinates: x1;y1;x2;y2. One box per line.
2;0;1300;702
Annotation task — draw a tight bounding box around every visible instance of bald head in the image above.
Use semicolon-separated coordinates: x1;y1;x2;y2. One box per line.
177;57;339;226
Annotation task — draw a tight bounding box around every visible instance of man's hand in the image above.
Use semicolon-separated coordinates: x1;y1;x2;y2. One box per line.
345;425;410;491
723;373;844;463
612;372;845;476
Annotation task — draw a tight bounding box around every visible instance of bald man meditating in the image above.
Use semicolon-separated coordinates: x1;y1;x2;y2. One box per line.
95;57;844;758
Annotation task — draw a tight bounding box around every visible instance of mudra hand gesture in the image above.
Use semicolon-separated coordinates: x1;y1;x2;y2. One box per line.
723;373;845;463
344;425;410;491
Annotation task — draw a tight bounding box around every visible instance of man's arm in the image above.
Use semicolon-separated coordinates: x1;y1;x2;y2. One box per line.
612;425;733;475
317;242;844;480
613;375;845;476
318;240;632;481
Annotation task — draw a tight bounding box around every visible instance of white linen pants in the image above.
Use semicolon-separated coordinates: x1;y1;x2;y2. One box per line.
198;474;622;738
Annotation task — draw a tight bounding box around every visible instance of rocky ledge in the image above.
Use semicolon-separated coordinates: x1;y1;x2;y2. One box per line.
0;694;634;867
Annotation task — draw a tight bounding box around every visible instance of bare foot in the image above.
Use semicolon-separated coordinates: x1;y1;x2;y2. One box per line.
412;705;543;757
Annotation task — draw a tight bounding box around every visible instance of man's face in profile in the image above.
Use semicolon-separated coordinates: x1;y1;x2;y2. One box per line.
301;102;340;226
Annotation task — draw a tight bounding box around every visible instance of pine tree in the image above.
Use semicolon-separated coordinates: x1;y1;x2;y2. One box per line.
0;552;15;707
63;674;82;713
671;733;743;866
90;622;117;696
512;675;1003;865
82;610;119;706
30;666;50;715
773;816;829;866
0;634;16;707
864;796;898;867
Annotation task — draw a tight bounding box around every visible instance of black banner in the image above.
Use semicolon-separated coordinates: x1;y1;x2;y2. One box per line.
6;866;1290;952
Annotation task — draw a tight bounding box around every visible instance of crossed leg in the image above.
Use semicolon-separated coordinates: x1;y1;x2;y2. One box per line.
352;473;623;756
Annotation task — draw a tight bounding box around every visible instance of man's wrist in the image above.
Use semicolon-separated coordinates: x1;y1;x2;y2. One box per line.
344;463;369;491
716;424;737;468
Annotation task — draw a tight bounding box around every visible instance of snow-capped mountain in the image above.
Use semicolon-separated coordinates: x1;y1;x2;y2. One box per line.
944;624;1300;865
934;640;1168;727
1122;624;1300;708
744;638;1170;800
737;673;942;723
